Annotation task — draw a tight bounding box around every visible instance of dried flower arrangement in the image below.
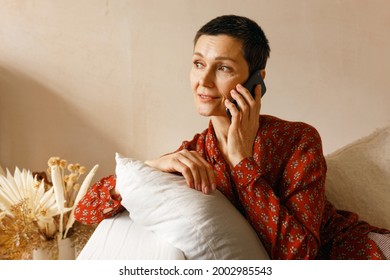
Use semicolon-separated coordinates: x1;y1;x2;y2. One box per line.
0;157;98;259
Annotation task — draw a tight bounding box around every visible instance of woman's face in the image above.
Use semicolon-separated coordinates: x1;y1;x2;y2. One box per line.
190;35;249;117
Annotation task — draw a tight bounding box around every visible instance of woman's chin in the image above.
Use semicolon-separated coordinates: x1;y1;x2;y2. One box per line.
197;109;212;117
196;108;227;118
195;101;227;117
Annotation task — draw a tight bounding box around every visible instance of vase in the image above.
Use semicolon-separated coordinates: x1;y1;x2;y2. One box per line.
32;247;51;260
57;238;75;260
32;238;75;260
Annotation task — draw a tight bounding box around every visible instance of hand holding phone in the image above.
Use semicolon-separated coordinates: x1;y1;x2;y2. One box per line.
226;70;266;120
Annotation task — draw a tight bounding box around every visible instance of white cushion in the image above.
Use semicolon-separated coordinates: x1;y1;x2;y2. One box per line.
77;211;185;260
325;126;390;230
115;153;269;260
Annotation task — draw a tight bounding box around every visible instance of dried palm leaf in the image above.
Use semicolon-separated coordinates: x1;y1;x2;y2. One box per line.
50;165;65;237
64;164;98;238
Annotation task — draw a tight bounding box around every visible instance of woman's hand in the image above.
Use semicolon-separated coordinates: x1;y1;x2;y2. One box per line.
145;150;216;194
224;83;262;167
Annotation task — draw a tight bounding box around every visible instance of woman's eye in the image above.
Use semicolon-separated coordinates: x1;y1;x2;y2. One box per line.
219;65;231;72
193;61;203;69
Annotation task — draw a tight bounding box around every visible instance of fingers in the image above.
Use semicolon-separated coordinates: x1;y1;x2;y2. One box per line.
170;150;216;194
226;84;261;122
225;98;240;126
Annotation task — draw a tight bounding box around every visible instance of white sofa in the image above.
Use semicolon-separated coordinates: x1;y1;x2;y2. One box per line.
325;126;390;230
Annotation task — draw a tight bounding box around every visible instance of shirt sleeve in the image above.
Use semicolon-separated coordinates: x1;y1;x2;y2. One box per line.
74;175;124;225
232;127;326;259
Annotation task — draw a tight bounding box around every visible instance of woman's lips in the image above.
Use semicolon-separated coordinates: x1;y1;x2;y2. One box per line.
198;94;218;102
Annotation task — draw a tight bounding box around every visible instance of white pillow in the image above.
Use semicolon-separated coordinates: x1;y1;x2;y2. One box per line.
77;211;185;260
115;153;269;260
325;126;390;230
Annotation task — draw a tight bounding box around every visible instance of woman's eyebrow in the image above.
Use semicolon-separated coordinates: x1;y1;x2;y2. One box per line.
193;52;238;63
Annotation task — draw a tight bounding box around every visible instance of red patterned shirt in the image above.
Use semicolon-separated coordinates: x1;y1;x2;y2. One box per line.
74;115;389;259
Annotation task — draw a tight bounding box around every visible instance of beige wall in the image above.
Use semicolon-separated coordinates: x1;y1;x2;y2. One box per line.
1;0;389;179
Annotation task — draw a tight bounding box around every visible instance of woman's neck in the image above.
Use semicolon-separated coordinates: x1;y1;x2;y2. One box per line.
211;115;230;137
211;116;231;157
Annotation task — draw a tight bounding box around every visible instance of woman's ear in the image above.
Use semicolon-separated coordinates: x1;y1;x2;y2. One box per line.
260;69;266;80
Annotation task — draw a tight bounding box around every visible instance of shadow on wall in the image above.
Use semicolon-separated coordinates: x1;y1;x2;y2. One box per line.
0;65;118;180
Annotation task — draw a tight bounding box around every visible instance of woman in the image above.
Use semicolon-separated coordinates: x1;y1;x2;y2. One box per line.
75;15;389;259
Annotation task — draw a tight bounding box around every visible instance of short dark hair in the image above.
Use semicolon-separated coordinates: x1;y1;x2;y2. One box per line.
194;15;270;74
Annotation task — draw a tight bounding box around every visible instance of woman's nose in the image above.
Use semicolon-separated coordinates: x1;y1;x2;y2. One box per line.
199;69;214;88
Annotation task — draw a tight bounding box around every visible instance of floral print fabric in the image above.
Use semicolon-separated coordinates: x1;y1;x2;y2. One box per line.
75;115;389;259
74;175;124;224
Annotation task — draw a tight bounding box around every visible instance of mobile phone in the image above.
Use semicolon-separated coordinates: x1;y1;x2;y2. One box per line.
226;70;266;120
